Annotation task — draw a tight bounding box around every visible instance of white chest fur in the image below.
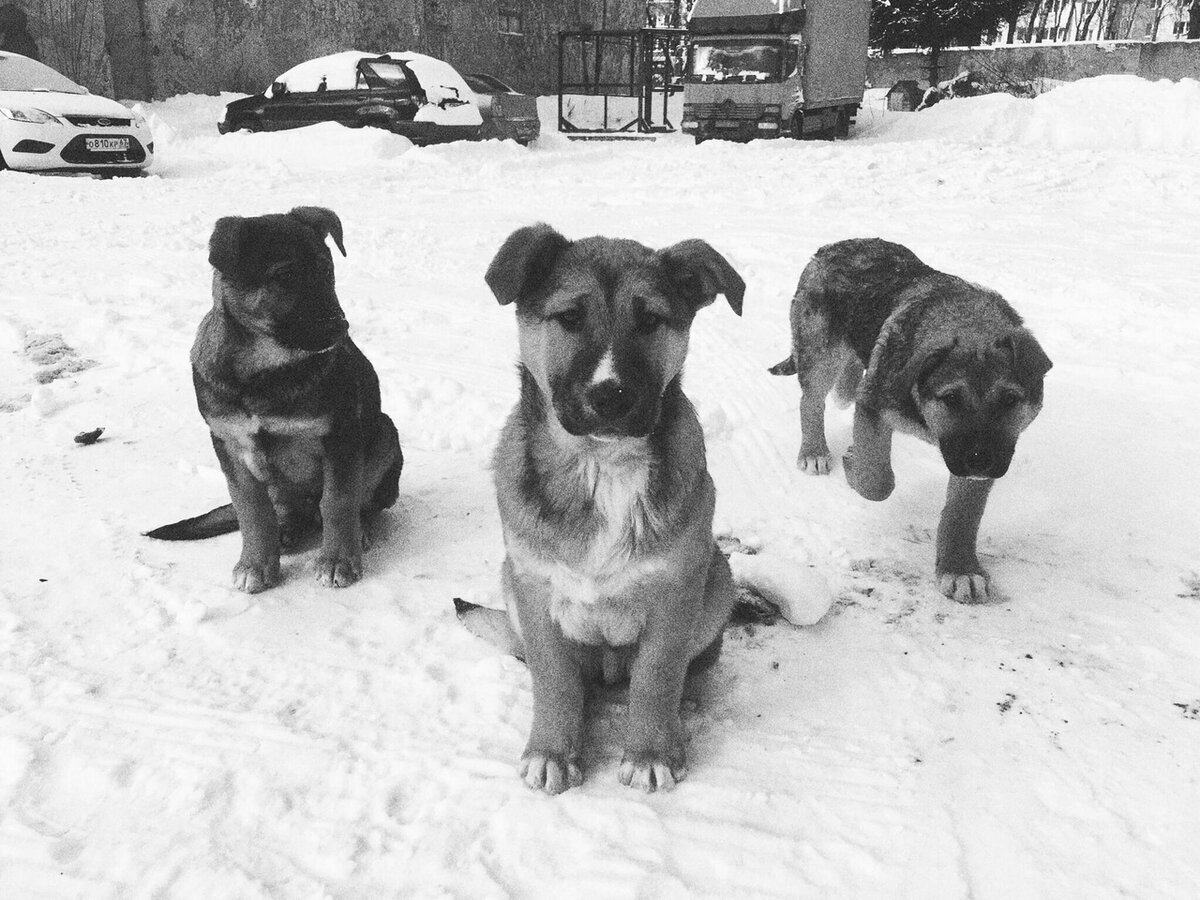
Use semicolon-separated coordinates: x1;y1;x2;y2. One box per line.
509;442;668;646
206;413;332;481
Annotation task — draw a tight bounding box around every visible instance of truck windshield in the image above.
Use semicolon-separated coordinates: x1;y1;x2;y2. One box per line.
688;40;782;83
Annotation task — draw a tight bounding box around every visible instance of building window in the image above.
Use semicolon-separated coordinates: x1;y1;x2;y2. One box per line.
499;8;523;35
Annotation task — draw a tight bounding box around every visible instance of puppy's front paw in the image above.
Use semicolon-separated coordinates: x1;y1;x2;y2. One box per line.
618;748;687;792
797;445;833;475
843;447;894;501
938;571;991;604
314;550;362;588
519;750;583;795
232;560;280;593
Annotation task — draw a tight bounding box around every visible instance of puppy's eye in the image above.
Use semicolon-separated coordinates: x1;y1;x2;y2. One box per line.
273;264;301;285
938;391;963;409
636;310;666;335
995;392;1023;411
549;309;584;333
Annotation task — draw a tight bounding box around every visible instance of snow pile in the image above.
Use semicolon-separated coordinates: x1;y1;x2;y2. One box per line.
863;74;1200;152
138;93;416;177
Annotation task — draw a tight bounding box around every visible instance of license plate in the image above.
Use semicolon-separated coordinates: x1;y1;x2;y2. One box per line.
85;137;129;152
715;119;739;129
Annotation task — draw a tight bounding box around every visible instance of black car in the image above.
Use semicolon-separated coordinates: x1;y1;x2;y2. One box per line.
219;51;539;146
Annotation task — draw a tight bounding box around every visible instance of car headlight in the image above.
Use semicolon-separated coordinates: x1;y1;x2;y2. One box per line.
0;107;64;125
130;109;149;129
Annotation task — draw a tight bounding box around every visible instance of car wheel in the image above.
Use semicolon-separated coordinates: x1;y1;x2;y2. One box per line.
790;112;804;140
0;149;7;171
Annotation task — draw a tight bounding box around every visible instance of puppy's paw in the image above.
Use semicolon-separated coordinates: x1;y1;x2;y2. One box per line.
519;750;583;795
313;550;362;588
797;446;833;475
618;749;687;793
843;447;894;501
232;560;280;594
938;571;991;604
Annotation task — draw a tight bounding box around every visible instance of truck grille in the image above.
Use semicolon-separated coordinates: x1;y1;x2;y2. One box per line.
686;101;760;121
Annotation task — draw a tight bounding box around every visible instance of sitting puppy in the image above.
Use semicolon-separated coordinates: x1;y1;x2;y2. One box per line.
147;207;402;593
771;238;1052;602
470;223;744;794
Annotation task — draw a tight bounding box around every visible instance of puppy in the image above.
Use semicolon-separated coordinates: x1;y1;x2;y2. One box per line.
472;223;744;794
147;206;402;593
771;238;1051;602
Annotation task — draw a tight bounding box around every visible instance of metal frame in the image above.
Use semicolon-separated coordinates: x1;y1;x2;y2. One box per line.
557;27;688;136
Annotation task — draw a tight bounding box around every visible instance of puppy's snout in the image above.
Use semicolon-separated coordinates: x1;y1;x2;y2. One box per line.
588;380;635;421
964;445;995;474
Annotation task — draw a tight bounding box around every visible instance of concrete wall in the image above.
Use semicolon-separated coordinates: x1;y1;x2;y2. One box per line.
867;39;1200;89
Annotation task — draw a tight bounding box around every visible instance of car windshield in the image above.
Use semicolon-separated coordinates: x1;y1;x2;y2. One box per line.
0;53;87;93
357;60;412;91
463;73;514;94
688;40;783;83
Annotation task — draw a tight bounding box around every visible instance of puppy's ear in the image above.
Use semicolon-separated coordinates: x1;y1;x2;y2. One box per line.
899;339;956;398
485;223;571;306
209;216;252;281
658;239;745;316
997;328;1052;389
289;206;346;256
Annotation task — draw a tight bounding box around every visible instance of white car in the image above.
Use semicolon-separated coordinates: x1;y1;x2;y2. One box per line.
0;51;153;175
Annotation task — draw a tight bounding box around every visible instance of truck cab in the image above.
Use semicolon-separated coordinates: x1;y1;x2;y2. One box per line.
681;0;869;142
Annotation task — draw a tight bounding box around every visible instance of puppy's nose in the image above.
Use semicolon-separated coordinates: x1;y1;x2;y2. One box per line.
965;444;995;474
588;380;634;421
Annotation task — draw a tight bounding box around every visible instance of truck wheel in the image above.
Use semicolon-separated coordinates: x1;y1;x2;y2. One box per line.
835;108;851;139
789;112;804;140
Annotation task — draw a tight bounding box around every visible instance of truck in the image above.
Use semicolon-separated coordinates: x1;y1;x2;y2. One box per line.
681;0;870;142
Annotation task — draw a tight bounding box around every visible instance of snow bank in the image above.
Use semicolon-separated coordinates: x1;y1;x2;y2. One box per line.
137;94;416;177
862;74;1200;152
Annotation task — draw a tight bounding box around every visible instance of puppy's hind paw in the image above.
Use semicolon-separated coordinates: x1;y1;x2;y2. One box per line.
232;561;280;594
519;751;583;795
938;572;991;604
314;551;362;588
618;751;687;793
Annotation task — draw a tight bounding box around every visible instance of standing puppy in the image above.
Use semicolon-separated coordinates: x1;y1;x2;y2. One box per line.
771;238;1051;602
482;223;744;794
147;207;402;593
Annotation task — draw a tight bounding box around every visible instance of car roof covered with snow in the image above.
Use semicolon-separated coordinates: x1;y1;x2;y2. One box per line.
266;50;476;101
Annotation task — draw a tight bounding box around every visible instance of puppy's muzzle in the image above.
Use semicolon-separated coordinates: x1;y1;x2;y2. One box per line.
281;316;349;352
940;433;1014;479
588;380;636;422
555;378;654;439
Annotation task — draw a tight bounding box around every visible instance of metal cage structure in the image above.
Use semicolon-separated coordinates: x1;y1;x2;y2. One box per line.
557;27;688;136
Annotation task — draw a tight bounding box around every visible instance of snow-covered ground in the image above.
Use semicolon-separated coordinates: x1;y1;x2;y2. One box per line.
1;74;1198;898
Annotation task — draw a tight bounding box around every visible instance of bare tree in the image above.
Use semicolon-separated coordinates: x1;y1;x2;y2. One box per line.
101;0;152;99
31;0;106;88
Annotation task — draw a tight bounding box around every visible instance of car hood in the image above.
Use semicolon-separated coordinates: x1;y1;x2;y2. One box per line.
0;89;135;118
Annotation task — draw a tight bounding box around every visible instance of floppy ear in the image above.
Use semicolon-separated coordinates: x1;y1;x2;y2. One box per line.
658;239;745;316
289;206;346;256
208;216;253;281
485;223;571;306
997;328;1052;388
897;339;956;399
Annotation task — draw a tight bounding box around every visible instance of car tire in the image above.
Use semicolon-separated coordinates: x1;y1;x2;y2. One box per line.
0;149;7;171
790;112;804;140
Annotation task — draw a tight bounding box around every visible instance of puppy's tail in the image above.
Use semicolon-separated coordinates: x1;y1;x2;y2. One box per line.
453;598;525;662
144;504;238;541
768;355;797;377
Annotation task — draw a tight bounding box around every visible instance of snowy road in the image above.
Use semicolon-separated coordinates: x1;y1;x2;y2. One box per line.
1;77;1198;898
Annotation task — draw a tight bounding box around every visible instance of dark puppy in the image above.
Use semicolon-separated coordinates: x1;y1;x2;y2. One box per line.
771;238;1051;602
147;206;402;593
465;223;744;794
